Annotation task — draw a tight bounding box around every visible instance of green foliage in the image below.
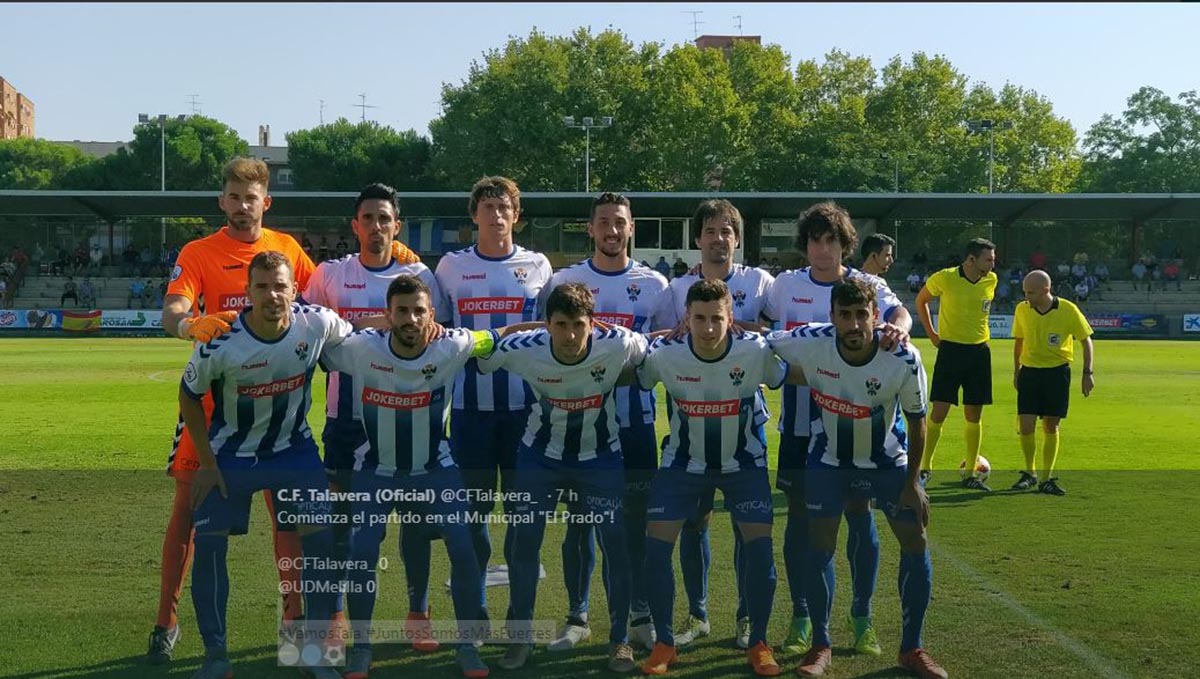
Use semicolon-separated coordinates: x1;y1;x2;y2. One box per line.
285;118;434;191
0;138;92;189
1080;87;1200;192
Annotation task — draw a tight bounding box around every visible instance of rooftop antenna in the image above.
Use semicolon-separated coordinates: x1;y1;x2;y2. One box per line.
186;94;202;115
354;93;378;123
685;10;704;39
319;99;326;125
734;15;743;35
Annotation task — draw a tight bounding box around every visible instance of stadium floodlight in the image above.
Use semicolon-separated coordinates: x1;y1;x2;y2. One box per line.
879;152;918;192
966;119;1014;193
564;114;615;192
139;112;178;246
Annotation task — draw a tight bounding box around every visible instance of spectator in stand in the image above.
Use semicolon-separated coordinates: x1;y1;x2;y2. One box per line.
54;246;69;276
301;234;315;262
1084;273;1102;301
122;243;139;277
1056;260;1071;282
1073;250;1089;266
157;279;168;308
72;244;88;275
141;279;156;308
0;275;8;309
334;235;350;259
1163;260;1181;291
1093;261;1110;290
61;276;79;307
907;269;923;293
12;246;29;284
1029;246;1048;272
672;256;688;279
654;255;672;279
910;249;928;273
317;235;330;261
32;242;45;271
1070;261;1087;285
127;278;145;309
79;277;96;308
1131;260;1148;291
769;257;783;277
1074;278;1090;304
1150;261;1162;291
996;277;1013;311
89;243;104;275
1;256;15;280
1008;265;1023;289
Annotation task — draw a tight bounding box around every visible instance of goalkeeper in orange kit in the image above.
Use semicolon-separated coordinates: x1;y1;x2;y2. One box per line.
146;157;422;664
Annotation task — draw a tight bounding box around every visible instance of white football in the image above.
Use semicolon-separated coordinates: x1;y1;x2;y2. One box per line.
959;455;991;482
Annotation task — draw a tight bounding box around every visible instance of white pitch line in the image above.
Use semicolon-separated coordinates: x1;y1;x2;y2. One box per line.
931;542;1133;679
147;370;175;383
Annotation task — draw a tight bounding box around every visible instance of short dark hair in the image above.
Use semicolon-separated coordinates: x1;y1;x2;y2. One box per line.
830;278;877;312
247;250;292;281
797;202;858;260
691;199;742;243
386;274;432;307
355;182;400;218
965;237;996;259
861;233;896;260
468;175;521;217
590;192;632;221
685;278;731;309
545;282;594;319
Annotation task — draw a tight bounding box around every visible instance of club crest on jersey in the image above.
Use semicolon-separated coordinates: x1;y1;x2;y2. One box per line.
729;365;745;386
865;376;881;396
626;283;641;302
513;267;528;283
422;363;438;380
982;299;992;313
732;290;746;307
170;265;183;282
590;364;607;383
294;341;310;361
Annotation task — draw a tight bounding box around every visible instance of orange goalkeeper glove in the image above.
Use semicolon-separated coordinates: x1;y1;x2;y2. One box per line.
390;240;420;265
179;311;238;342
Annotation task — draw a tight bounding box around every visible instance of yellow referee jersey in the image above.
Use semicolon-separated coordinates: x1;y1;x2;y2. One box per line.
926;265;997;344
1013;297;1093;368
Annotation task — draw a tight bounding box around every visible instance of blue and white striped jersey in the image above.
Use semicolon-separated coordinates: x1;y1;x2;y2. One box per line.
541;259;672;427
434;245;553;412
664;264;775;327
303;254;449;423
767;324;927;469
480;326;648;462
762;267;904;437
319;328;496;476
637;332;787;474
180;304;353;458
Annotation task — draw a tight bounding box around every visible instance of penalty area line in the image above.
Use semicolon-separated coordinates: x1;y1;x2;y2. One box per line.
931;542;1133;679
147;370;175;383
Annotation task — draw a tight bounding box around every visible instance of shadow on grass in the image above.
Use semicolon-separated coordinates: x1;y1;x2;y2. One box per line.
7;645;293;679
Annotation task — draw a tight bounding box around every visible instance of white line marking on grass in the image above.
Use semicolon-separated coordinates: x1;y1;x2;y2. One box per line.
931;543;1133;679
147;370;174;383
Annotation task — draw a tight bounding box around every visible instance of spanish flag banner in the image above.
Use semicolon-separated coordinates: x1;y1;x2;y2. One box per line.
61;310;102;332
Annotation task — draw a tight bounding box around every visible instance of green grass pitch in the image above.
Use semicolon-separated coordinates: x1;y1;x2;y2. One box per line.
0;337;1196;678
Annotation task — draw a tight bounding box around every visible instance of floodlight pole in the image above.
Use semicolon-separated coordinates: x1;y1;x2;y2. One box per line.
563;115;614;192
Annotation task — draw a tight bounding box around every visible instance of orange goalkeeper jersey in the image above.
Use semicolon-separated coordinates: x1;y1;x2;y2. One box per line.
165;225;314;473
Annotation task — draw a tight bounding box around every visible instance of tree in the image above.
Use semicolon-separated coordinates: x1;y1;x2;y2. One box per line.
1080;86;1200;192
286;119;433;190
0;139;93;189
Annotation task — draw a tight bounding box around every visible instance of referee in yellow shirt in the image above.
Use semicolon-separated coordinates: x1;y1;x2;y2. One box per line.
915;238;998;490
1011;270;1095;496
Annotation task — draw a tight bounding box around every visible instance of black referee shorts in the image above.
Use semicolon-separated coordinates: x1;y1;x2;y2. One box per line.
1017;364;1071;419
930;340;993;406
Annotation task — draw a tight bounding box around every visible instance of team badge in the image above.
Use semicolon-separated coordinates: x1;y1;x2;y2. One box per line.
733;290;746;308
422;363;438;380
294;341;309;361
513;267;528;283
626;283;641;302
170;265;183;282
729;365;745;386
1048;333;1062;347
865;376;881;396
590;364;607;383
184;362;197;384
982;299;992;313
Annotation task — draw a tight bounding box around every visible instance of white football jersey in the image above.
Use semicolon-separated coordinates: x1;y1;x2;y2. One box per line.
480;326;648;462
762;267;904;437
638;332;786;473
767;324;927;469
542;259;672;427
664;264;775;327
434;245;553;411
303;254;449;423
319;328;496;475
181;304;353;457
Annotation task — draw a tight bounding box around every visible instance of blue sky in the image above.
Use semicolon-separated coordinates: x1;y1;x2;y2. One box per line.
3;3;1196;147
